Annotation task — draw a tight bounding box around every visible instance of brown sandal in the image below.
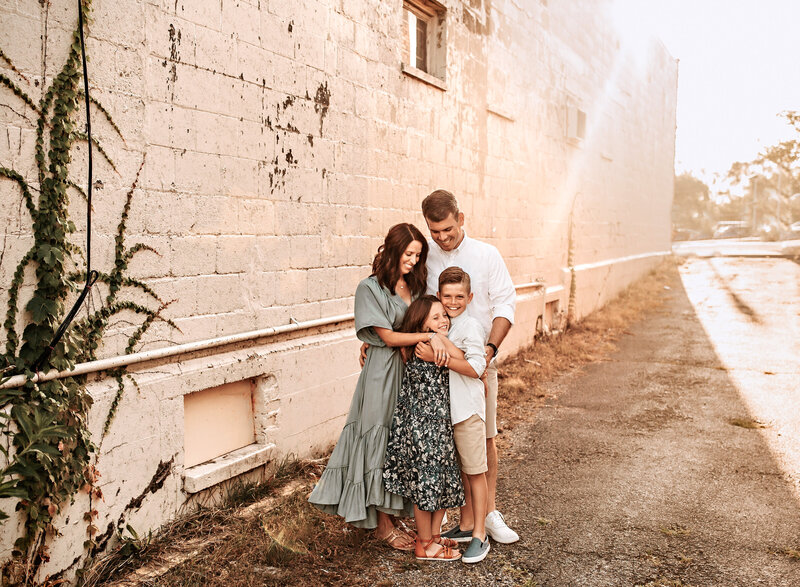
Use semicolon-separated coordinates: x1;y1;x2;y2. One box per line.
378;527;415;552
396;520;417;540
433;534;458;548
415;537;461;561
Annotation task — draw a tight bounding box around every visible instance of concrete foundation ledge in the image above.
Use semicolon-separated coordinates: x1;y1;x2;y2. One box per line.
183;442;276;493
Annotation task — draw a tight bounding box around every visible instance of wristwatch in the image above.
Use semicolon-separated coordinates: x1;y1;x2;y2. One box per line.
486;342;498;356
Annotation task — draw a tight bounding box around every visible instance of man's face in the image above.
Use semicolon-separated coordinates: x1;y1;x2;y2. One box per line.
425;212;465;252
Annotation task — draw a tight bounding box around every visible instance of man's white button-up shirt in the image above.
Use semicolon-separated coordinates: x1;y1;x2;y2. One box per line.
426;233;516;341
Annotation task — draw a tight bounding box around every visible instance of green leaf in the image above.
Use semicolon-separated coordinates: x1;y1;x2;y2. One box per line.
26;295;59;324
11;405;34;441
30;443;61;457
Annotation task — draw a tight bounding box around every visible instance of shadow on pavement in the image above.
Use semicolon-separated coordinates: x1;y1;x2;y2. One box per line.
490;264;800;586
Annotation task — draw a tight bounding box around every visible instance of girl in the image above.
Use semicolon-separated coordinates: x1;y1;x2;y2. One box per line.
309;224;449;551
383;296;465;561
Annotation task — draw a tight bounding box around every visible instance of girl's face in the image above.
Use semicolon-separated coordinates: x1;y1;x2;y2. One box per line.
398;240;423;275
423;301;450;336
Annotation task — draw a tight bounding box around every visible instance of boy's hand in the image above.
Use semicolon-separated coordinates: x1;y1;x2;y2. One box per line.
481;370;489;397
359;342;369;367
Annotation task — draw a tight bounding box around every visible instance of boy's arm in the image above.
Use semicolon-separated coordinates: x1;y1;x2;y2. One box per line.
451;321;488;379
446;356;481;378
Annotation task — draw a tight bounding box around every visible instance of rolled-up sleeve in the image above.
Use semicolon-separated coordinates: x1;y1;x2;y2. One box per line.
462;321;487;378
488;248;516;325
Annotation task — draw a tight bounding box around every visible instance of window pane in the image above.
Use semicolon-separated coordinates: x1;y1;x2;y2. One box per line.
407;10;417;67
416;17;427;71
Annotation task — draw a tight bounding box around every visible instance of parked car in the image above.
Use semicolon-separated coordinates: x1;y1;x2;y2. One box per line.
782;221;800;240
757;223;780;242
712;221;750;239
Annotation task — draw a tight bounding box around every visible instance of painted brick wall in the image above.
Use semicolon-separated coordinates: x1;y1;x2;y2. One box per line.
0;0;676;578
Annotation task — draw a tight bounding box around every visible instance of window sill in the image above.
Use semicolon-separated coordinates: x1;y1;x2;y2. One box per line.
183;442;276;493
401;63;447;91
487;105;515;122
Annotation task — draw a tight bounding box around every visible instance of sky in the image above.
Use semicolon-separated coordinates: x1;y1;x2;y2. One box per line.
611;0;800;187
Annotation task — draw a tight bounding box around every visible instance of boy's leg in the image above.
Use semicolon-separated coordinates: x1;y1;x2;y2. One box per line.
459;471;474;531
466;473;488;540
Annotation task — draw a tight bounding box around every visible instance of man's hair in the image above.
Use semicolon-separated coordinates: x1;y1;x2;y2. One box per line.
438;266;471;294
422;189;459;222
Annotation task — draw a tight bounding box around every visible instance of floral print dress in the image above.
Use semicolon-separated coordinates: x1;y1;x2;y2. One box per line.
383;356;465;512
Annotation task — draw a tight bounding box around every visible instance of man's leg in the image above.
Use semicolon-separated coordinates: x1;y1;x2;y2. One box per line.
484;361;499;513
483;362;519;543
486;435;498;512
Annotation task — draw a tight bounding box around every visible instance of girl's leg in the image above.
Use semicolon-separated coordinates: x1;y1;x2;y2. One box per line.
414;506;433;541
416;506;461;560
431;509;446;535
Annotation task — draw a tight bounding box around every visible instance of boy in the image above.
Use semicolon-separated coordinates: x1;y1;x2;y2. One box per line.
433;266;491;563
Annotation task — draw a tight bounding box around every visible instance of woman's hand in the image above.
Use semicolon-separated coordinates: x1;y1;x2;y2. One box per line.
429;333;449;366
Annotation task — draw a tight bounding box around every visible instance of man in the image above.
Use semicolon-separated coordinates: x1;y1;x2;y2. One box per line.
422;189;519;544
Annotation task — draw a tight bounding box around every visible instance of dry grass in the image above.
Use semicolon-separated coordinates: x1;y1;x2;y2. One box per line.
88;258;680;586
660;525;691;537
497;258;678;430
727;418;767;429
784;548;800;561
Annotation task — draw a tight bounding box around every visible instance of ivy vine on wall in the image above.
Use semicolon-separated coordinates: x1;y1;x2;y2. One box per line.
0;1;175;582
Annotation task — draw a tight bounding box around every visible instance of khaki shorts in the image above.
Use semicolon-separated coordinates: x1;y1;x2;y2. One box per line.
453;414;488;475
485;361;498;439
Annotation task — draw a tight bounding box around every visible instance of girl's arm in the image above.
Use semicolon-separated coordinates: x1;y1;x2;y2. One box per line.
374;327;449;362
414;337;465;362
414;342;480;377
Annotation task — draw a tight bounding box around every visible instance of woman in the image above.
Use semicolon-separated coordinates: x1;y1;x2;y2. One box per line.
308;223;448;550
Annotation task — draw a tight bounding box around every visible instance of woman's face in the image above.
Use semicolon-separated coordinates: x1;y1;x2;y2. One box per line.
398;240;423;275
423;301;450;336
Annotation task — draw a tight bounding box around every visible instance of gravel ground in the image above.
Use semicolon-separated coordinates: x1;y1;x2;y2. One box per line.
391;257;800;587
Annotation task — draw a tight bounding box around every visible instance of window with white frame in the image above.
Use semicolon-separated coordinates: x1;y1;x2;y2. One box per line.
401;0;447;88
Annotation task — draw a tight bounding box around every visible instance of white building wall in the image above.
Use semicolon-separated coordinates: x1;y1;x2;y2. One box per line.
0;0;677;577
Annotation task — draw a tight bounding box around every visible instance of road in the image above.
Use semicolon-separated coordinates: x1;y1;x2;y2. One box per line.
672;237;800;258
398;255;800;586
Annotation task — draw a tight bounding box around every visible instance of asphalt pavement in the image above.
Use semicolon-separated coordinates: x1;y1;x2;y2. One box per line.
396;255;800;586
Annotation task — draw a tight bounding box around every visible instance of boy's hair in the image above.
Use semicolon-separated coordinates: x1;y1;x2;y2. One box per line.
421;189;459;222
438;266;471;294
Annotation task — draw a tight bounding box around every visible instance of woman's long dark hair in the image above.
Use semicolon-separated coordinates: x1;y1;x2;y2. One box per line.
399;295;445;359
372;223;428;296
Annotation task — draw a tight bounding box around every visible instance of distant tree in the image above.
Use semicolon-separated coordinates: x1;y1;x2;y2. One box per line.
726;111;800;227
673;172;712;232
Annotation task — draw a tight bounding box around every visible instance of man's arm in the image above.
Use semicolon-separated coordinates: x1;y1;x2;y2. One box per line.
485;245;515;361
485;316;512;363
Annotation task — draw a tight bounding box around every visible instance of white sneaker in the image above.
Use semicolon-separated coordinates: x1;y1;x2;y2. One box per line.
485;510;519;544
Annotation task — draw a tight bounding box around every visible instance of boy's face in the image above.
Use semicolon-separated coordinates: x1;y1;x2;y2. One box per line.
438;282;473;318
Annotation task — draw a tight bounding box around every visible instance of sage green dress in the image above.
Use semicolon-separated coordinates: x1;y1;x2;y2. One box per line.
308;275;414;528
